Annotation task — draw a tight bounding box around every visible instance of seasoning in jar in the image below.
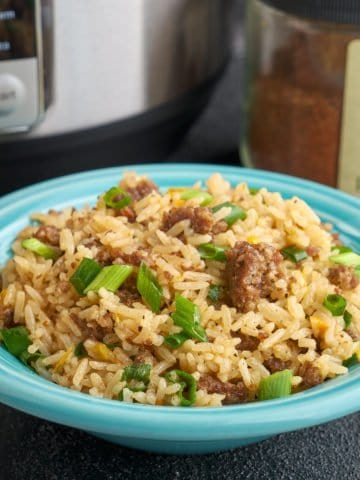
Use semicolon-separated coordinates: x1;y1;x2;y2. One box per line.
242;0;360;196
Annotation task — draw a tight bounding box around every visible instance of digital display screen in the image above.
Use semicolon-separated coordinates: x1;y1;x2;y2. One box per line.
0;0;36;61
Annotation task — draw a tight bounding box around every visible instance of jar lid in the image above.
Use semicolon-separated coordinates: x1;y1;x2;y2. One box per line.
261;0;360;25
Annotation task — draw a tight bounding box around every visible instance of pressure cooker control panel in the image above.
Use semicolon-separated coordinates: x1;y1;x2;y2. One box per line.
0;0;44;132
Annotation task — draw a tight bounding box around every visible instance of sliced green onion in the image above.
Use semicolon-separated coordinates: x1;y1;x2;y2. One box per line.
165;369;197;406
212;202;247;225
281;246;308;263
249;187;260;195
207;284;223;303
74;341;87;358
122;363;152;384
171;294;207;342
103;186;132;209
323;294;347;316
329;251;360;267
258;369;292;401
1;326;31;357
164;332;189;349
84;265;133;294
344;310;353;329
331;246;353;254
343;354;359;368
19;350;44;370
119;363;152;400
180;189;213;206
198;243;229;262
136;262;163;313
70;258;102;295
22;238;59;260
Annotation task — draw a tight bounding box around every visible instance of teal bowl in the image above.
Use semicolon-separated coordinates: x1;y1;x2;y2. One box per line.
0;164;359;455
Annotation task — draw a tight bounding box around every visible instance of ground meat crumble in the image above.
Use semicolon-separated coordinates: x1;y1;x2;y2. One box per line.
225;241;284;313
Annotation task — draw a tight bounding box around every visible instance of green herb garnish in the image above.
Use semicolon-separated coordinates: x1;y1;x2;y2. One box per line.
84;265;133;294
207;284;223;303
323;294;347;316
343;354;359;368
164;332;189;349
136;262;163;313
74;341;87;358
212;202;247;226
258;370;293;401
165;369;197;406
198;243;229;262
281;246;308;263
344;310;353;329
70;258;102;295
171;294;207;343
22;238;59;260
103;186;132;209
180;190;213;206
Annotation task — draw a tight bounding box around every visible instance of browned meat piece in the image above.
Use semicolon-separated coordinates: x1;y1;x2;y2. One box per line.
305;246;320;258
226;241;283;313
197;374;248;404
328;265;359;290
133;346;155;365
212;220;228;234
112;249;151;267
114;206;136;223
34;225;60;246
233;332;260;352
95;248;113;266
71;314;113;341
264;357;290;373
0;307;16;328
162;207;214;234
123;179;159;202
298;362;323;388
331;232;342;246
116;286;141;307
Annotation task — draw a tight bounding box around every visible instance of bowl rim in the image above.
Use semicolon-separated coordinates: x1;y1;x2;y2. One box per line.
0;163;359;441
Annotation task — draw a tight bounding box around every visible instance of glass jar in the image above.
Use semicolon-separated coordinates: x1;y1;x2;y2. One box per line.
241;0;360;196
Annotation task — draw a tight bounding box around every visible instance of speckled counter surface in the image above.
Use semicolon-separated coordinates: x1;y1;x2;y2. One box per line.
0;404;359;480
1;6;360;479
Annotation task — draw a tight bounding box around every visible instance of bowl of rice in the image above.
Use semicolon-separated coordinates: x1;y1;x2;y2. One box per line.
0;163;359;455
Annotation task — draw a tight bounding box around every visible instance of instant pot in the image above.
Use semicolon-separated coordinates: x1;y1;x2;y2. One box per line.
0;0;232;193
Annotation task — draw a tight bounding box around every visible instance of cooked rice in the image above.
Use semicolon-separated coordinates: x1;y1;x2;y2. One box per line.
0;171;359;407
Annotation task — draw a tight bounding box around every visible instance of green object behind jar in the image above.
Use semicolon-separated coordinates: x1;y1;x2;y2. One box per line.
241;0;360;197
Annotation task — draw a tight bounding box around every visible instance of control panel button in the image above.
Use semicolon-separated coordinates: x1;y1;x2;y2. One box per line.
0;74;25;115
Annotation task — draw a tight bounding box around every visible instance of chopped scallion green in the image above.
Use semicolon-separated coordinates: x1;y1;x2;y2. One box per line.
136;262;163;313
329;251;360;267
198;243;229;262
22;238;59;260
180;190;213;206
207;284;223;303
212;202;247;225
249;187;260;195
323;294;347;316
164;332;189;349
331;246;353;254
122;363;152;384
165;369;197;406
1;326;31;357
84;265;133;294
70;258;102;295
103;186;132;209
74;341;87;358
344;310;353;329
343;354;359;368
281;246;308;263
171;294;207;342
258;369;292;401
19;350;44;370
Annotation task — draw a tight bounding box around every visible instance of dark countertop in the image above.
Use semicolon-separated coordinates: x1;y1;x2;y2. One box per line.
1;7;360;480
